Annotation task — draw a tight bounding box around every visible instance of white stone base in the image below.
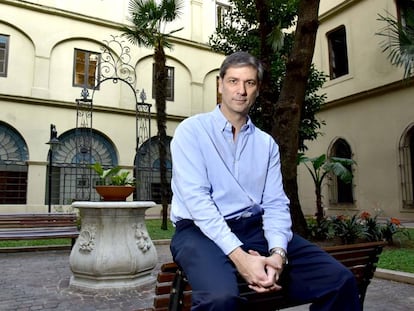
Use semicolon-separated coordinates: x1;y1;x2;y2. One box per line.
69;273;155;290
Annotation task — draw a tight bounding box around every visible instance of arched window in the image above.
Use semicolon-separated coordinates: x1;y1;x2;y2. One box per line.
399;124;414;209
46;129;118;204
135;136;172;203
0;122;29;204
328;138;354;205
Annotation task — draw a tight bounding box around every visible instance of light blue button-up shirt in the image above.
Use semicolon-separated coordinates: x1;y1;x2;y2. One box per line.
170;105;292;255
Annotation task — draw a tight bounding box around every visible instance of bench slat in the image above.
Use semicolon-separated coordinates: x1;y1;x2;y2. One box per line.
0;232;80;240
0;218;77;227
156;283;192;296
0;213;79;251
153;293;192;311
0;228;79;234
157;271;177;283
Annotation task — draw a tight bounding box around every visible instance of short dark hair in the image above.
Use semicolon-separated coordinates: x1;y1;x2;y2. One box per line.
219;51;264;83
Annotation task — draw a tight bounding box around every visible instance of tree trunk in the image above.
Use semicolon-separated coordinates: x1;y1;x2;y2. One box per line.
272;0;320;236
154;44;169;230
315;185;323;224
255;0;274;134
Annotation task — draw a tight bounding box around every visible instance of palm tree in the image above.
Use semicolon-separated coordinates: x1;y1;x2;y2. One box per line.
299;154;355;224
377;5;414;79
122;0;183;230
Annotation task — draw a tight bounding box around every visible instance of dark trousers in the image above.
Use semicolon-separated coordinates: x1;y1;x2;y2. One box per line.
170;215;361;311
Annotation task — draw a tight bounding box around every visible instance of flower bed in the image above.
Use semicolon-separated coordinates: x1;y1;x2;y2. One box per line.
307;210;410;245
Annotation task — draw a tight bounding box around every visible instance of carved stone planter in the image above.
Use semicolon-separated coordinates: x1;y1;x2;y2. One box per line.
69;201;157;290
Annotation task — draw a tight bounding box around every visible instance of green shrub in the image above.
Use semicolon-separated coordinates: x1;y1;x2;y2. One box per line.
307;217;333;241
308;211;410;245
330;214;365;244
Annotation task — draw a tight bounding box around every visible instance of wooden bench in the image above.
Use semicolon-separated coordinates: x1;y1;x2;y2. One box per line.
138;241;386;311
0;213;79;252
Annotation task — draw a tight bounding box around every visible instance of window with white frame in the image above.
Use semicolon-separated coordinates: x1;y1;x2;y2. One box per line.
152;64;175;101
0;34;10;77
327;26;349;80
397;0;414;30
399;124;414;210
73;49;100;89
328;138;354;205
216;2;231;29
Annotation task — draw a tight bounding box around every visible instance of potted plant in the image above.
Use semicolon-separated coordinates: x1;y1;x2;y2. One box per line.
90;162;135;201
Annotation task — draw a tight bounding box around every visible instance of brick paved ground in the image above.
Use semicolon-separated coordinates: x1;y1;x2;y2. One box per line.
0;242;413;311
0;242;172;311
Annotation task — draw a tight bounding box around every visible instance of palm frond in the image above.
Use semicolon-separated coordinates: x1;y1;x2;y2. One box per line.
377;11;414;79
161;0;184;22
123;0;183;50
168;27;184;36
121;26;154;49
266;23;284;52
129;0;159;21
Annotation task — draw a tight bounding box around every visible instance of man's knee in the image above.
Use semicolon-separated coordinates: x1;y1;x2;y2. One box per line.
325;259;356;285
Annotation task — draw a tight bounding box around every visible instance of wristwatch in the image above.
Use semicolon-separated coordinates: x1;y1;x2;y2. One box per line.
270;247;288;265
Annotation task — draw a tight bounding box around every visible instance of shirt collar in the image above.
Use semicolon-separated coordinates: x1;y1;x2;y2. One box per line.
213;105;253;133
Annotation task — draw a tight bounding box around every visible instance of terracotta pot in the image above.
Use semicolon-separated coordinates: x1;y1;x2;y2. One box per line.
94;185;135;201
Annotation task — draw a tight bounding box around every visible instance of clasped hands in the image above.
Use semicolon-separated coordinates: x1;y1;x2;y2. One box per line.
229;247;284;293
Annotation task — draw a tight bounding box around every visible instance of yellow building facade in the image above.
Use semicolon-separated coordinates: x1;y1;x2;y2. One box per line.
298;0;414;221
1;0;413;223
0;0;226;212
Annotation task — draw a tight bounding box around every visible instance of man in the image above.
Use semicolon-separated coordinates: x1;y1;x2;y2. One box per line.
170;51;360;311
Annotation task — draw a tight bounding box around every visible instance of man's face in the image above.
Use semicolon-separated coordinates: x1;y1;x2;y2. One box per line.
218;65;259;118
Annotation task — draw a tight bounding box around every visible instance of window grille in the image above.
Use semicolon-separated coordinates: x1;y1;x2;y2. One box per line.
0;123;28;204
135;136;172;202
399;125;414;209
46;129;117;204
0;165;27;204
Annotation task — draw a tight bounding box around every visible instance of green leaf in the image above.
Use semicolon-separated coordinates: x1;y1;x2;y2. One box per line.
377;10;414;79
312;154;326;170
325;162;352;183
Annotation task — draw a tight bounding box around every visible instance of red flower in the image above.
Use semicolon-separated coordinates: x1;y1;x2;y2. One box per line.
390;217;401;225
360;211;371;220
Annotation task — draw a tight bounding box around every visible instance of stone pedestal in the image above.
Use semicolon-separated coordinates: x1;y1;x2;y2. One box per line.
69;201;157;290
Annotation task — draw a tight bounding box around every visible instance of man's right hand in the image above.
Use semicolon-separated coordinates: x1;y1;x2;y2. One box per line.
228;247;282;293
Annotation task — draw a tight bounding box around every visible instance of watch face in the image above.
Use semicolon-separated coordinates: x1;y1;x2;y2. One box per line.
270;248;287;265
